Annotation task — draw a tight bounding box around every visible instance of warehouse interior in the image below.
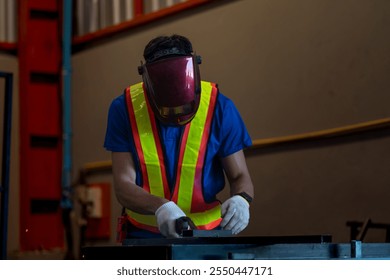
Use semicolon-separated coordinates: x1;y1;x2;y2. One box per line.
1;0;390;260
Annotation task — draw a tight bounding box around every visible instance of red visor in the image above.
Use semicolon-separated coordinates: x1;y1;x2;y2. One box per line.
139;55;201;125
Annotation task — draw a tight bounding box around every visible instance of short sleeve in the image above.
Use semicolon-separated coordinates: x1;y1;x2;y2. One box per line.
216;94;252;158
103;94;133;152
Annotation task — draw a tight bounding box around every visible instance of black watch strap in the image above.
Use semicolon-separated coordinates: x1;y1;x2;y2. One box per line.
235;192;253;204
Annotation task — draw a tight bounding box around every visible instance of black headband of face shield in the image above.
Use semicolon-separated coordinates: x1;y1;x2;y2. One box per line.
137;53;202;75
146;47;188;63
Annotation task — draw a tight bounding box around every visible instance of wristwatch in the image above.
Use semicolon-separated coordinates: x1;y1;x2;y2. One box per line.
235;192;253;204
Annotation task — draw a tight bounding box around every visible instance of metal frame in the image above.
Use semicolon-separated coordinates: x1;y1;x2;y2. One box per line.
0;71;13;259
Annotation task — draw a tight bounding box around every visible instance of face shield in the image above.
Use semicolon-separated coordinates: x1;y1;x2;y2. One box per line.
138;55;201;126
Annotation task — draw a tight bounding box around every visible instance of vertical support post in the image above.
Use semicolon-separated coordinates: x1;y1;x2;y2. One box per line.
18;0;64;251
351;240;362;259
62;0;74;259
0;72;13;260
62;0;73;211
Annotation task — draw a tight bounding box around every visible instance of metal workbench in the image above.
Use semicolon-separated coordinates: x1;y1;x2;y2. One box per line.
81;234;390;260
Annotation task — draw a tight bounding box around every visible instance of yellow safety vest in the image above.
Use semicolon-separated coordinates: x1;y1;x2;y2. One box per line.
124;81;222;233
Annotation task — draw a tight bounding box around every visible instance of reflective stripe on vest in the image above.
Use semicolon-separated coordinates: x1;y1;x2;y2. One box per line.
125;81;221;232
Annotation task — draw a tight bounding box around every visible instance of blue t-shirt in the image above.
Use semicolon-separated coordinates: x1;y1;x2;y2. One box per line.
104;87;252;237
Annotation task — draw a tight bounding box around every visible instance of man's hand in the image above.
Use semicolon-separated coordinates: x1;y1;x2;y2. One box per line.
155;201;186;238
220;195;250;234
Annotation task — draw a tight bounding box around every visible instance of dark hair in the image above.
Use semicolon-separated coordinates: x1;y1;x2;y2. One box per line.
143;34;194;63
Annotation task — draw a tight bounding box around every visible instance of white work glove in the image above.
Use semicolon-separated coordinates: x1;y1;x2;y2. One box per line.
155;201;186;238
220;195;250;235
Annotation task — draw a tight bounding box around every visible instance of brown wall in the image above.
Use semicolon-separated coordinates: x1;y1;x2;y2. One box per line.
3;0;390;256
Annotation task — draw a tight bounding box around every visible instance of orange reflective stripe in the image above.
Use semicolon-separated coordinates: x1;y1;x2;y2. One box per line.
197;218;222;230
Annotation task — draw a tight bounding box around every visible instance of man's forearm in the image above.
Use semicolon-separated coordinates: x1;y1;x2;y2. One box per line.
114;180;169;214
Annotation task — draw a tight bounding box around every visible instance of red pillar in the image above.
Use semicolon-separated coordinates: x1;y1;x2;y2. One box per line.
18;0;64;251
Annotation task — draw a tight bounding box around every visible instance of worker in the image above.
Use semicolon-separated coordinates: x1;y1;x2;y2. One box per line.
104;34;254;239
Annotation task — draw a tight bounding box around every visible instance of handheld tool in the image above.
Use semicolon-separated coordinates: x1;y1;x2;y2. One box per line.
175;216;233;237
175;216;196;236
